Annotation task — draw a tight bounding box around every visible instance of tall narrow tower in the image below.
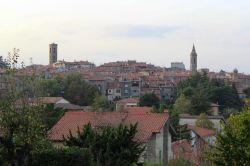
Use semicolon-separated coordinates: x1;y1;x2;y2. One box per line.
49;43;57;65
190;44;197;72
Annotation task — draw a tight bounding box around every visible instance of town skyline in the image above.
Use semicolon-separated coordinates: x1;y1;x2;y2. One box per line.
0;0;250;73
2;43;248;75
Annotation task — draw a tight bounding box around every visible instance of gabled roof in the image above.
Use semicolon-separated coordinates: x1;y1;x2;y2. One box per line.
48;110;169;143
187;125;215;137
125;107;151;114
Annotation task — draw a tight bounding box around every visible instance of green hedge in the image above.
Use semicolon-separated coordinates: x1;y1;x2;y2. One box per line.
29;147;93;166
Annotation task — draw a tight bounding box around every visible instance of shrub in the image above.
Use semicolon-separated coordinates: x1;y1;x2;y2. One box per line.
29;147;93;166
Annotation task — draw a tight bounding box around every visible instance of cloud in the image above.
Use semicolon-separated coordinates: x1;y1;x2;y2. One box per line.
107;25;179;38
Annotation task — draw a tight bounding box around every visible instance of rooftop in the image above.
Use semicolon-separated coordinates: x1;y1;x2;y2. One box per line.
187;125;215;137
48;110;169;142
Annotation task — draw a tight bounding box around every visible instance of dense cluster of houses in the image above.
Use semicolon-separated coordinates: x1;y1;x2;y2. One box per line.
0;56;250;164
32;96;222;165
1;59;249;102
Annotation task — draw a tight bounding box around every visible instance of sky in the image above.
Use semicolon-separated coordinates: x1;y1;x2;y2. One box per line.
0;0;250;73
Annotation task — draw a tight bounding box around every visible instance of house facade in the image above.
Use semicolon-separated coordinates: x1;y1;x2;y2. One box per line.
115;98;139;110
179;114;224;131
48;109;172;165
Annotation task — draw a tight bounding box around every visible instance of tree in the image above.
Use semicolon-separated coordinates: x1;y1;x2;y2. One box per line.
41;106;66;129
245;98;250;111
175;72;242;115
63;73;99;106
243;87;250;98
38;78;62;97
168;158;194;166
208;85;242;111
173;94;192;114
181;86;195;98
207;110;250;165
139;93;160;108
0;49;46;166
28;147;93;166
223;108;239;118
195;113;214;129
91;94;111;111
176;72;209;98
0;56;7;69
168;107;191;142
173;124;191;142
64;123;145;166
150;104;166;113
190;88;210;115
175;73;211;115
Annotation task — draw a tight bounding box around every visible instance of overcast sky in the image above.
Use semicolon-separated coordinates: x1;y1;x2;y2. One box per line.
0;0;250;73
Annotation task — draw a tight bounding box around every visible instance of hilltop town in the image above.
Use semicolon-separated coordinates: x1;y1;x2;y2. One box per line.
1;43;249;101
0;44;250;166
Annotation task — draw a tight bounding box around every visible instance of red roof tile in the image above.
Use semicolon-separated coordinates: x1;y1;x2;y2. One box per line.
125;107;151;114
187;125;215;137
48;111;169;143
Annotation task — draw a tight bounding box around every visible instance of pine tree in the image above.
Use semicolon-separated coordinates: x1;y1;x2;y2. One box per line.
64;123;145;166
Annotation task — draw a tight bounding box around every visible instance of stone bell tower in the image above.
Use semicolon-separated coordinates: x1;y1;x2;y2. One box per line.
49;43;57;65
190;44;197;73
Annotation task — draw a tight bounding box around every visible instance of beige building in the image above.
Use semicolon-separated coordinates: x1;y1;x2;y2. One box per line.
179;114;224;131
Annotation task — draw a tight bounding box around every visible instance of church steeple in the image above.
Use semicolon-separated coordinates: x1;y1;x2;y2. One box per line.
192;43;196;53
190;44;197;72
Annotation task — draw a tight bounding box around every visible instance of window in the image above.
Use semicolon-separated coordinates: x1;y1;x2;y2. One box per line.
124;89;128;93
125;84;128;88
132;82;139;86
116;89;121;93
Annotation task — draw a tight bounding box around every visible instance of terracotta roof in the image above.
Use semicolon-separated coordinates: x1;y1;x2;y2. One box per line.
187;125;215;137
48;111;169;143
125;107;151;114
124;113;168;141
56;60;94;65
171;139;199;165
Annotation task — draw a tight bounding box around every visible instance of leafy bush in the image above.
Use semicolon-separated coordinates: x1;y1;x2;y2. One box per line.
64;123;145;166
195;113;214;129
41;105;66;129
139;93;160;108
29;147;93;166
168;158;194;166
207;110;250;165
